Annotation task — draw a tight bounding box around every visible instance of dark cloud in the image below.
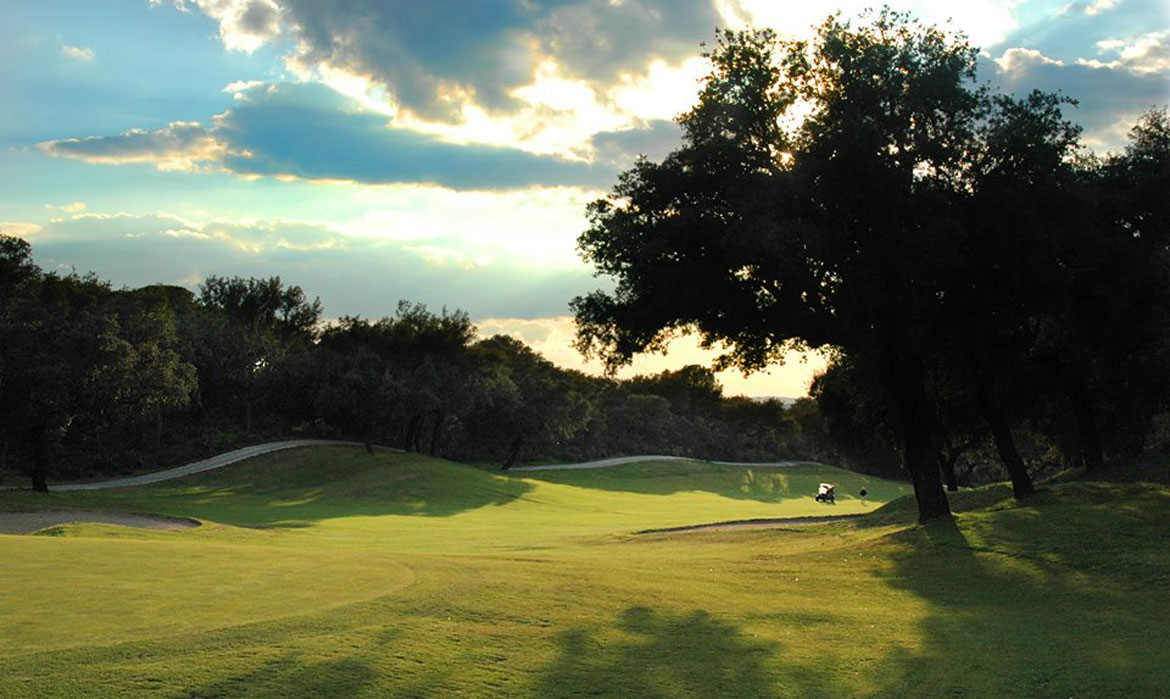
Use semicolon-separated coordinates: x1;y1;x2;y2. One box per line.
187;0;719;121
590;119;683;167
217;84;614;188
538;0;721;84
38;83;616;190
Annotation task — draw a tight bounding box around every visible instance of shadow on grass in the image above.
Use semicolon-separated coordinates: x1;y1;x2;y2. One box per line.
185;655;375;698
533;605;846;698
864;492;1170;697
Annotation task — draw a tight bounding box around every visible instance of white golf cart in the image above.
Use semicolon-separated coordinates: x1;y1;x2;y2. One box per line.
815;482;836;504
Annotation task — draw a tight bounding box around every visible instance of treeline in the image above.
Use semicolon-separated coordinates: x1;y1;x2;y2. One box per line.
0;240;826;490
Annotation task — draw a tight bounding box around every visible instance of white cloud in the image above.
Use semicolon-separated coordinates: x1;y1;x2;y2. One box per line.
341;184;598;268
173;0;281;52
610;56;710;123
994;47;1065;74
0;221;43;239
1077;31;1170;74
1085;0;1121;15
61;45;95;62
476;315;827;398
1096;38;1127;53
37;121;227;171
21;210;600;319
223;80;265;100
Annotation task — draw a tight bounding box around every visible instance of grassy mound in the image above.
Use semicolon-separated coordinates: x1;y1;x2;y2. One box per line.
0;446;1166;697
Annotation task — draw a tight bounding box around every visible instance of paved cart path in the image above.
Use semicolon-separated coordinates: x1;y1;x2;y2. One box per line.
52;440;364;491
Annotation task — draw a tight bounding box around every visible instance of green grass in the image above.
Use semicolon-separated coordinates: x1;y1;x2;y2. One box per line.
1;447;1167;697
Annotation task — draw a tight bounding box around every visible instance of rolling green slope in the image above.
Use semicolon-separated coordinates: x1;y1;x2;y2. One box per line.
1;447;1167;697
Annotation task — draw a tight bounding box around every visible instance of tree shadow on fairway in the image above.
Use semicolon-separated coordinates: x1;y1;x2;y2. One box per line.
865;505;1170;697
184;655;375;698
533;605;844;698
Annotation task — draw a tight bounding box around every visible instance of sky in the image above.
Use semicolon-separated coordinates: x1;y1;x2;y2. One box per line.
2;0;1167;397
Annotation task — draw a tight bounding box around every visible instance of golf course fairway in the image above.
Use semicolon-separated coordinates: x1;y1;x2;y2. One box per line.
1;446;1167;697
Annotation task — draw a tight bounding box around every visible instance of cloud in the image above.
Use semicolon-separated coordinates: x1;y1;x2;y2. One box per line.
168;0;722;124
477;315;827;397
985;46;1169;153
994;47;1065;74
61;45;95;61
1;221;43;239
1060;0;1122;17
38;121;227;170
589;119;684;167
175;0;282;52
37;83;616;190
1076;30;1170;74
21;211;600;319
223;80;266;100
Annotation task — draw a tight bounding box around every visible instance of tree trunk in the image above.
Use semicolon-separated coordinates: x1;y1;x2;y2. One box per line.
965;338;1034;498
1067;377;1104;473
939;449;958;492
981;404;1035;498
879;353;950;523
502;435;524;471
27;425;49;493
155;408;164;446
403;414;421;452
1056;431;1084;472
428;410;444;457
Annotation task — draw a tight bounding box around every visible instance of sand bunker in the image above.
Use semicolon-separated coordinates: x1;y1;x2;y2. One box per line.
0;509;200;535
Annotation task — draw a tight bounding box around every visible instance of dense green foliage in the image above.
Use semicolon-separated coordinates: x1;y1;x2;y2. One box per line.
0;238;196;490
0;447;1166;696
0;244;827;489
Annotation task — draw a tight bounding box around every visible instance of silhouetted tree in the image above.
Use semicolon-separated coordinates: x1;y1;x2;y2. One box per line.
573;14;994;522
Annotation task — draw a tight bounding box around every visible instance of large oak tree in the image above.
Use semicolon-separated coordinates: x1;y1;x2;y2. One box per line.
573;12;1016;522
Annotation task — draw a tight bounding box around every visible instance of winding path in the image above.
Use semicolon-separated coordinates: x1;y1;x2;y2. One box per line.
52;440;363;491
